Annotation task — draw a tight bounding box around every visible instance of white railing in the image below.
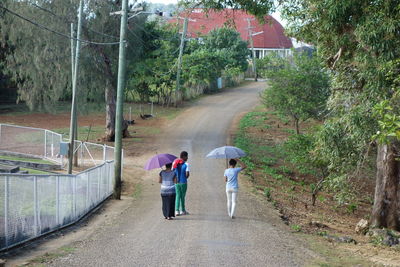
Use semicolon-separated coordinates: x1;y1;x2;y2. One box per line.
0;161;114;251
0;124;122;251
0;123;121;170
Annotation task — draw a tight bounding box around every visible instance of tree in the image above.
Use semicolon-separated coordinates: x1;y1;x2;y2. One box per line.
280;0;400;230
127;21;180;106
203;27;249;72
0;0;146;141
261;52;330;134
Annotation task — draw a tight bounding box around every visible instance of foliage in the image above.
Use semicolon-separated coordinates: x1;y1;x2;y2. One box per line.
127;22;180;104
0;0;145;112
181;27;249;91
279;0;400;211
283;133;326;177
203;27;249;72
261;52;330;134
182;0;275;20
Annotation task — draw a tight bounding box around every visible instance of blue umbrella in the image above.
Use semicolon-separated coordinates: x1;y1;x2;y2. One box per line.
206;146;246;159
144;153;177;170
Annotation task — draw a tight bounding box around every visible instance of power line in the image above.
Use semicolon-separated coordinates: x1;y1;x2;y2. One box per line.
0;5;121;45
30;3;120;40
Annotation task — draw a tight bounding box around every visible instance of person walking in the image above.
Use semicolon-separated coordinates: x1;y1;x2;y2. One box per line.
159;163;177;220
224;158;247;219
173;151;190;216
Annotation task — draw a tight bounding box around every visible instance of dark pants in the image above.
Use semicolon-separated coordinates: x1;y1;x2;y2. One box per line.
161;194;176;218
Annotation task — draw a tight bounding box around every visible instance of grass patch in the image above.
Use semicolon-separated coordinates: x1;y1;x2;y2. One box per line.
20;167;52;175
0;155;55;165
53;125;105;141
131;183;142;199
304;235;379;267
29;246;76;265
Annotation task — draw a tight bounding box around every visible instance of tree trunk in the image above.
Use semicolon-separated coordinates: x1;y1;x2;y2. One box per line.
371;142;400;231
105;82;116;141
294;118;300;134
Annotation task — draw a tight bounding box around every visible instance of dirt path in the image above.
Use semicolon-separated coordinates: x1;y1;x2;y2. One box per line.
8;82;316;266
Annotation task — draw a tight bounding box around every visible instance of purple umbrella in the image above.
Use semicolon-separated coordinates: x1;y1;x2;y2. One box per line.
144;153;177;170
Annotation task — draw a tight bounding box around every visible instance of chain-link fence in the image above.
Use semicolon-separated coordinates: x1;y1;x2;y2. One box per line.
0;161;114;250
0;124;121;170
0;124;121;251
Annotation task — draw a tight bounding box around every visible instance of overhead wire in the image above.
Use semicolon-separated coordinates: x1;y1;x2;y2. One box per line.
30;2;120;40
0;4;120;45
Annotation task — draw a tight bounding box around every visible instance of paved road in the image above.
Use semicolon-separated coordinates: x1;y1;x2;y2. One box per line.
49;82;314;266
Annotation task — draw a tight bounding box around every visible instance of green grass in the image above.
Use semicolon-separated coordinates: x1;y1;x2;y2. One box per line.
131;183;142;199
53;125;105;141
304;234;380;267
0;155;55;165
20;167;52;174
29;246;76;265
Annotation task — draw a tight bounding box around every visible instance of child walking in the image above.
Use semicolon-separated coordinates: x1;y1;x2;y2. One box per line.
224;158;246;219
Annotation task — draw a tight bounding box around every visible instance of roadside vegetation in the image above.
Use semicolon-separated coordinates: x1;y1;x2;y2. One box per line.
0;1;248;140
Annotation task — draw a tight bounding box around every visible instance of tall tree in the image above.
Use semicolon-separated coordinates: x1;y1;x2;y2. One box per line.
0;0;146;141
280;0;400;230
261;52;330;134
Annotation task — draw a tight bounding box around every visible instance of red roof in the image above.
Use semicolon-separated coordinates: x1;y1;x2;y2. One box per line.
169;9;292;49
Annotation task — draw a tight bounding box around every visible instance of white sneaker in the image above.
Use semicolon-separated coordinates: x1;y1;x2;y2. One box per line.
181;211;189;215
175;211;180;216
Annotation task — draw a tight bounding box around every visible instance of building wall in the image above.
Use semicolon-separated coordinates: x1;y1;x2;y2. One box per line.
252;48;292;59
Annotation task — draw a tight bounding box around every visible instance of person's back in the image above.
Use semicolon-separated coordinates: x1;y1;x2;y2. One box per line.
224;167;242;190
173;151;190;216
224;158;246;219
175;162;189;183
159;163;176;220
160;170;176;196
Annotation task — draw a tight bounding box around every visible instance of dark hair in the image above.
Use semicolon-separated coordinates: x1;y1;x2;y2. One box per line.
229;159;237;167
165;163;172;169
180;151;188;158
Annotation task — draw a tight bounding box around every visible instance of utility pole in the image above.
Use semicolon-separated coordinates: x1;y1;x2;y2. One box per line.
68;0;83;174
175;17;188;107
70;23;79;167
246;18;257;82
113;0;128;199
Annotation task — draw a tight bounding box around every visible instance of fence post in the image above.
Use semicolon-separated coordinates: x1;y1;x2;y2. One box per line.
103;145;106;162
4;176;9;248
80;142;84;167
86;172;90;210
44;130;47;158
56;176;60;226
51;133;54;157
97;167;101;200
73;176;77;218
0;124;2;146
33;176;39;236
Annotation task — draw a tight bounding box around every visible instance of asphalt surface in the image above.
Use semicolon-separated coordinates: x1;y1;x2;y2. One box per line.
49;82;314;267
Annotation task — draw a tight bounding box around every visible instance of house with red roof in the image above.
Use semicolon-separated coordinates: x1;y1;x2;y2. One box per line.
169;8;293;58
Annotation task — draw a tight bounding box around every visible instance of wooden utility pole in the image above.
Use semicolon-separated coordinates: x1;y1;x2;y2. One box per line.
175;17;188;107
68;0;83;174
113;0;129;199
70;23;79;167
246;18;257;82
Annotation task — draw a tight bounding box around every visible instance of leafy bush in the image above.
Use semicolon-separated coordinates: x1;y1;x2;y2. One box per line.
261;52;330;134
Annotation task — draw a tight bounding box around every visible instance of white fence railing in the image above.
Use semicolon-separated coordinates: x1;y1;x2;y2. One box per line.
0;123;120;169
0;124;121;251
0;161;114;250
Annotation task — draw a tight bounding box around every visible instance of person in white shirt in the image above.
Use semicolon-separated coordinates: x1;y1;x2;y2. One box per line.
224;158;247;219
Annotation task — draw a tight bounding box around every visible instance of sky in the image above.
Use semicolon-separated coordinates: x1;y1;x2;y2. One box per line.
145;0;286;26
